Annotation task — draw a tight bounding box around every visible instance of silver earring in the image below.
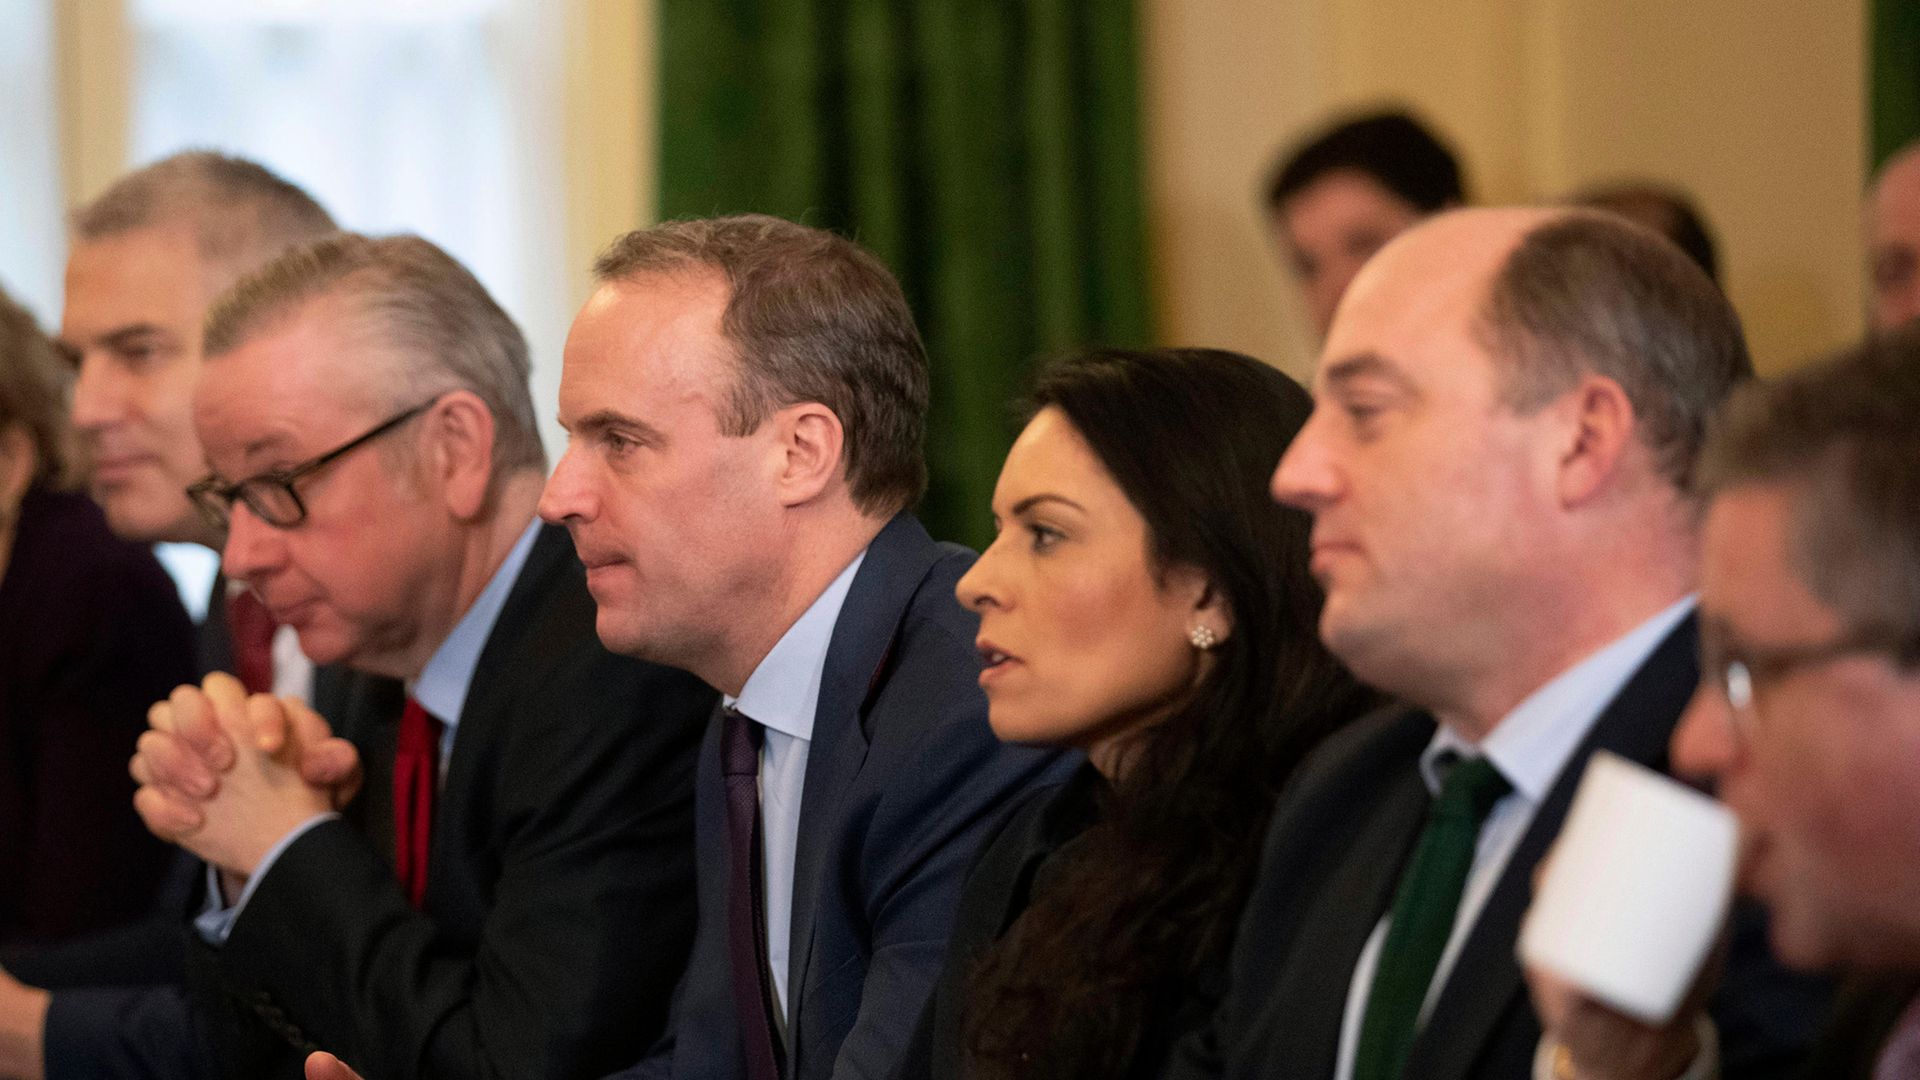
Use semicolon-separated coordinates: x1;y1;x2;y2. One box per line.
1188;625;1217;650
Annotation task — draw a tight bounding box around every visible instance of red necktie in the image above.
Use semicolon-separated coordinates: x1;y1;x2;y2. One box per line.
393;698;441;909
226;590;277;694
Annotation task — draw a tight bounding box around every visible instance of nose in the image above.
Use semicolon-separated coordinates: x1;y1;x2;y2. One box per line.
69;352;125;433
220;502;286;586
1271;411;1339;512
1671;677;1739;787
538;443;596;525
955;538;1007;613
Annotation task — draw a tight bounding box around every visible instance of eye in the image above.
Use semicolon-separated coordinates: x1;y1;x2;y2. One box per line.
1027;523;1063;553
601;430;639;456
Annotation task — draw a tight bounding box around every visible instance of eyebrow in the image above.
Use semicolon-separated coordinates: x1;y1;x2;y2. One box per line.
569;408;665;447
1009;493;1086;517
1319;351;1420;398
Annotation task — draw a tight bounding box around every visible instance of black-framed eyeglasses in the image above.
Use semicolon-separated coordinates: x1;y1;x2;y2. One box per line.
187;398;439;530
1702;628;1920;749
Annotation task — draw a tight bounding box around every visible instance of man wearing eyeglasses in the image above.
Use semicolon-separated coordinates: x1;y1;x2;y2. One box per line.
1644;332;1920;1078
120;232;715;1080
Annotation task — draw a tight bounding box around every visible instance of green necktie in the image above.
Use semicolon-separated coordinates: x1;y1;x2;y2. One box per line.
1353;753;1513;1080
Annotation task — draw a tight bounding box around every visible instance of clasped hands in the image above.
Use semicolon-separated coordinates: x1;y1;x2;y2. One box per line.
129;671;364;885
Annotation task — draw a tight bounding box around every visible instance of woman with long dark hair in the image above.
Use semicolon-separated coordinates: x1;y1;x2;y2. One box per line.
895;346;1374;1079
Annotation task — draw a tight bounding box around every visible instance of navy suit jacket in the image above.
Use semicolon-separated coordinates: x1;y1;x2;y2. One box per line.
619;513;1072;1080
1172;614;1829;1080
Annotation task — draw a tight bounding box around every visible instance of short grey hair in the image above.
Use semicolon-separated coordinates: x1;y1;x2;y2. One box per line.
594;214;929;516
205;232;546;478
1698;331;1920;665
1475;210;1752;492
72;150;337;282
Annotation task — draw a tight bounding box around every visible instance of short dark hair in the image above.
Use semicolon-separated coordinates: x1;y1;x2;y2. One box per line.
72;150;336;282
205;233;546;480
1475;211;1752;491
0;285;73;488
1698;331;1920;662
594;214;929;516
1264;110;1466;215
1571;181;1721;283
963;347;1373;1077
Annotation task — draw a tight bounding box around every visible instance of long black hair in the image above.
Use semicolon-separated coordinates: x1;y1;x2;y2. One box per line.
963;347;1375;1077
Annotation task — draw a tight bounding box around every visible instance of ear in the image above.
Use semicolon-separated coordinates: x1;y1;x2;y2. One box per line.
1166;563;1234;646
1552;374;1637;508
0;425;38;518
770;401;845;508
423;391;498;520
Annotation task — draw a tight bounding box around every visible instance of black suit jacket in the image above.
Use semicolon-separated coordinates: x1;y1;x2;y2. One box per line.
1793;975;1920;1080
186;523;716;1080
894;763;1214;1080
618;513;1074;1080
1181;615;1828;1080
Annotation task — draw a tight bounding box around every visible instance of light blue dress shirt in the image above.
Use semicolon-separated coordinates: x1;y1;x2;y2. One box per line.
1333;596;1697;1080
195;520;542;944
724;548;867;1041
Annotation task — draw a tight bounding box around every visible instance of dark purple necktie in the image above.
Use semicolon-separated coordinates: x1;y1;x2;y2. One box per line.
723;708;784;1080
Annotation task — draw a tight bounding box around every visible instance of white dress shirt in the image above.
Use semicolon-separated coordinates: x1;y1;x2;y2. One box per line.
1333;597;1697;1080
194;519;542;943
724;548;867;1042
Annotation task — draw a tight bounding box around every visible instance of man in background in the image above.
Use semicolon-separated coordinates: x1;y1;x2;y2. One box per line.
0;150;339;1080
1182;207;1822;1080
1866;142;1920;333
1262;110;1467;338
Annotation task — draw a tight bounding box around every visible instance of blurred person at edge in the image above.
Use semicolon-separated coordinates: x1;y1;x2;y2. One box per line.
1866;142;1920;332
0;151;338;1080
0;282;196;947
1531;332;1920;1079
1262;110;1467;338
892;346;1376;1080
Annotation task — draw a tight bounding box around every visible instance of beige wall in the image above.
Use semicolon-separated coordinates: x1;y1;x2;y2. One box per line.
1144;0;1868;377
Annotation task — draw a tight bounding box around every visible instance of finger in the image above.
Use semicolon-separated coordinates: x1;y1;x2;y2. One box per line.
282;697;336;749
133;785;206;841
247;693;295;757
305;1051;365;1080
169;685;236;772
134;729;218;798
148;698;175;734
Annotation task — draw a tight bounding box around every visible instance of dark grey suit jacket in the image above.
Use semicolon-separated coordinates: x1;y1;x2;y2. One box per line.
617;513;1073;1080
180;523;716;1080
1175;615;1829;1080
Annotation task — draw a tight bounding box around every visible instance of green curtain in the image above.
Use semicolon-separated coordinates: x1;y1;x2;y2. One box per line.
658;0;1154;549
1872;0;1920;168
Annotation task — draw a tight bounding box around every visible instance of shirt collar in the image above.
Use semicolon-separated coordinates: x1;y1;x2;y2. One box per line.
1421;595;1697;800
725;549;868;744
410;519;543;728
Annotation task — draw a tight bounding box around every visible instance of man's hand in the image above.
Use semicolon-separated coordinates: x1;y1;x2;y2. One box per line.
305;1051;366;1080
130;673;365;847
130;676;337;878
1527;967;1709;1080
0;965;49;1080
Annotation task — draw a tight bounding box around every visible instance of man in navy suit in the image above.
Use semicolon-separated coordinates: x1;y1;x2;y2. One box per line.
527;214;1068;1080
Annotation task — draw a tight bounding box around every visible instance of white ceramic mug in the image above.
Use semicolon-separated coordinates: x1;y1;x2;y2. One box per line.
1518;750;1739;1024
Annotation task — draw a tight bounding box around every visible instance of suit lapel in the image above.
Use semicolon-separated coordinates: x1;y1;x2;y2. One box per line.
1254;708;1435;1076
1408;615;1701;1080
784;514;944;1034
